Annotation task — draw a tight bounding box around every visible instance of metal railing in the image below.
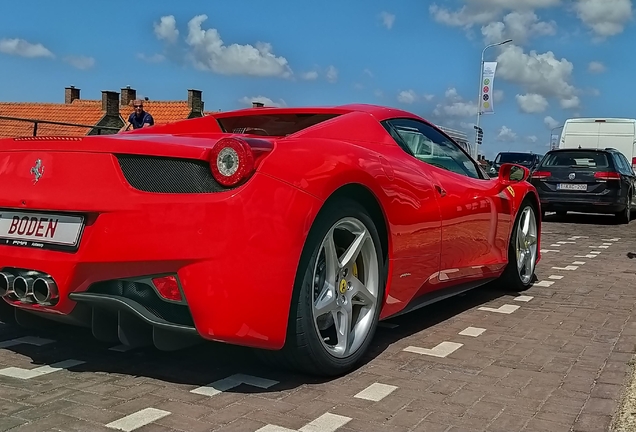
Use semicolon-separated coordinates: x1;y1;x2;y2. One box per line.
0;116;122;136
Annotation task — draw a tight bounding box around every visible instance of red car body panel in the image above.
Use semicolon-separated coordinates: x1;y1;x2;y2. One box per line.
0;104;541;351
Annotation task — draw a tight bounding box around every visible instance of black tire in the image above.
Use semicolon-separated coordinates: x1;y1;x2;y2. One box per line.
616;191;632;224
256;197;386;377
497;198;539;292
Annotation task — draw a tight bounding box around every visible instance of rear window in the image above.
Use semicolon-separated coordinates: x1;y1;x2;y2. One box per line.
495;152;536;165
215;113;340;136
541;151;609;168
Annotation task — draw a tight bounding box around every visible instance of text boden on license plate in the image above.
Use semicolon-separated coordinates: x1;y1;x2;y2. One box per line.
0;211;84;249
557;183;587;191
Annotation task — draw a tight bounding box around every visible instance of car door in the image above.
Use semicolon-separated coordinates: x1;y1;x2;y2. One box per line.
383;118;511;289
615;152;636;206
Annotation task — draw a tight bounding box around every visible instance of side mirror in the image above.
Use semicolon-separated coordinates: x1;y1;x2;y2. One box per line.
498;163;530;184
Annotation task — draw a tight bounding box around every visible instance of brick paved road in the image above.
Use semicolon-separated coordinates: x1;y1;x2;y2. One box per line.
0;212;634;432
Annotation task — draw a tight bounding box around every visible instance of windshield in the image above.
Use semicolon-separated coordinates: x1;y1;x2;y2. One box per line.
541;151;609;168
495;152;536;165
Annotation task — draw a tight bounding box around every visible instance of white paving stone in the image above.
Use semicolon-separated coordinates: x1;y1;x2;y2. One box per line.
575;254;596;258
552;265;578;271
549;275;564;280
478;304;520;314
354;383;398;401
540;249;560;253
459;326;486;337
572;261;586;265
534;280;554;287
514;295;534;302
0;336;54;349
191;373;279;397
403;341;463;358
299;413;352;432
0;359;85;380
602;238;620;242
590;251;602;254
106;408;171;431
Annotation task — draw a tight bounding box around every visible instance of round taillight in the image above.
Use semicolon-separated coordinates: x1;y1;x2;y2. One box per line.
209;138;255;187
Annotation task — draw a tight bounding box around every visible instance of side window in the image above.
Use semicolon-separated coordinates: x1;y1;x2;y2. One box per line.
383;118;482;179
619;153;634;174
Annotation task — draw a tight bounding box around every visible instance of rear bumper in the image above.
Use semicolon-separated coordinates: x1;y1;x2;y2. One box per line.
538;192;626;213
0;172;323;350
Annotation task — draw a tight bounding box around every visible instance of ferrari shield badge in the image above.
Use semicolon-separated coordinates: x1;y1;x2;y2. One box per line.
506;186;515;197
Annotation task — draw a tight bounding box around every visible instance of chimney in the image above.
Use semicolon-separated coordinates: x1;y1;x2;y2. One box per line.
101;91;120;116
252;101;264;108
121;86;136;107
187;89;203;113
65;86;80;104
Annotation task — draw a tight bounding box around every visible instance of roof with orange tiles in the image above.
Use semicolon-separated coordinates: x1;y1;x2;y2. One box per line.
0;100;107;137
119;100;195;126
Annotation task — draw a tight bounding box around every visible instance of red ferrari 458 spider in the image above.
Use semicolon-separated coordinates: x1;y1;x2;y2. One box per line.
0;104;541;376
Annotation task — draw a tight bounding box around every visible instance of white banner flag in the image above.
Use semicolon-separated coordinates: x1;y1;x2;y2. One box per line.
480;61;497;114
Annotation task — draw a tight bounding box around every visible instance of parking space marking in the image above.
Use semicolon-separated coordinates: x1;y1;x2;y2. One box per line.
552;265;578;271
602;238;620;242
0;336;54;348
106;408;171;431
257;412;353;432
109;345;136;352
590;251;602;254
354;382;398;401
557;241;576;244
541;249;560;253
190;373;279;397
572;261;586;265
602;243;614;246
590;245;609;249
575;254;597;258
0;359;85;380
534;280;554;287
550;244;562;247
549;275;564;279
378;322;399;329
404;341;463;358
514;295;534;302
478;304;520;314
459;327;486;337
569;236;588;239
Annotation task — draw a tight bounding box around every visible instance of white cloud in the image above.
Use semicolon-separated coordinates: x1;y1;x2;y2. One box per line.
137;53;165;63
433;87;479;118
170;14;293;78
588;61;606;73
398;90;418;104
380;12;396;29
326;65;338;83
424;94;435;101
544;115;560;129
481;10;557;46
516;93;549;113
526;135;538;142
154;15;179;44
497;125;517;142
429;4;500;28
301;71;319;80
0;38;54;58
495;44;579;109
239;96;287;108
363;68;373;77
64;55;95;70
574;0;633;38
494;89;504;102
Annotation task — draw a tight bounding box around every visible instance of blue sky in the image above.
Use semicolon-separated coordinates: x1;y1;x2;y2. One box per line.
0;0;634;158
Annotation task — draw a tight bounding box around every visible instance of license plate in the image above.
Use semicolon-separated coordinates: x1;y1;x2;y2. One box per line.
557;183;587;191
0;211;84;249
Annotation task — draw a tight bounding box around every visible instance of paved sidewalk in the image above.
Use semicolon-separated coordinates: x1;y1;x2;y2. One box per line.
0;213;634;431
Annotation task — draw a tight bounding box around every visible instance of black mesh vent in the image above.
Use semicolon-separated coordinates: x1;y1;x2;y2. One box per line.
116;154;228;193
89;280;194;327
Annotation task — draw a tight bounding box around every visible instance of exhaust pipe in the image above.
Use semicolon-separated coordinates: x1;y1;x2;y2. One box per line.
0;272;15;297
13;274;35;301
32;276;58;305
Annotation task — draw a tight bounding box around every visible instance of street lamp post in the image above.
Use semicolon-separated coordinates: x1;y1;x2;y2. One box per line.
474;38;512;160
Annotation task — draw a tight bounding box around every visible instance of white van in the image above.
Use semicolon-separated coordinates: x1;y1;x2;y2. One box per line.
559;118;636;170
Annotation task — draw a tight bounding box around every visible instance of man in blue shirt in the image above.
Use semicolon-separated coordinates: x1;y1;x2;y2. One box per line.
125;99;154;130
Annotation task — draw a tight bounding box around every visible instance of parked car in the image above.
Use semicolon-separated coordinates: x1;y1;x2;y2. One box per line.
559;117;636;171
530;147;635;223
489;152;543;177
0;104;541;376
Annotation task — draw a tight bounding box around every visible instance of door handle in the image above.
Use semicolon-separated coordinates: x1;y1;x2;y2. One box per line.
435;185;446;197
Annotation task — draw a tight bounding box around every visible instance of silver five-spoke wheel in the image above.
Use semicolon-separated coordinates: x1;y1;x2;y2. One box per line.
311;217;379;358
515;206;538;284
